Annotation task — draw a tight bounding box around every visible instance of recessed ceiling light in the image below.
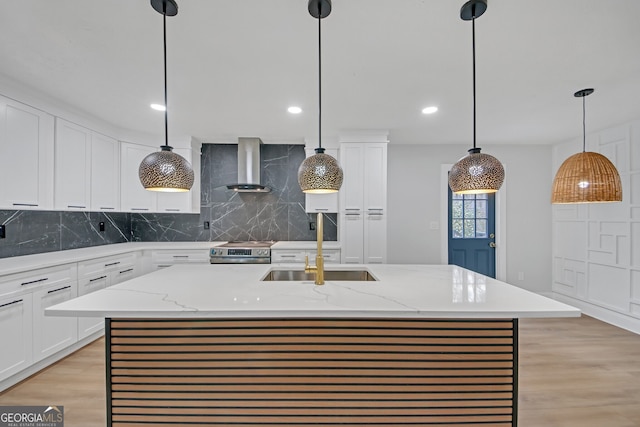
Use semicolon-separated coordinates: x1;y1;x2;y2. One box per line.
150;103;166;111
288;106;303;114
422;106;438;115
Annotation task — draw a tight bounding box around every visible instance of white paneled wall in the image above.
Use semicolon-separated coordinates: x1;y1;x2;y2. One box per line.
552;119;640;334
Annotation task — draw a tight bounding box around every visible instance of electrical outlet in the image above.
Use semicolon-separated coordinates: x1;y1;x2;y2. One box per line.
309;222;316;231
99;222;105;232
203;221;210;230
0;224;5;239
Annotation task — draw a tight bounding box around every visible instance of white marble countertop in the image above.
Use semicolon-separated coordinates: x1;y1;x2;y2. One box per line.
46;263;580;319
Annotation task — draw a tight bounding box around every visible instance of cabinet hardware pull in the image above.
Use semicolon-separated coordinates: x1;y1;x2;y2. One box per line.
104;262;121;267
100;207;115;210
21;277;48;286
0;299;23;309
165;209;180;212
367;212;384;216
345;208;361;211
89;275;107;282
67;205;86;209
280;255;297;258
119;268;134;274
13;203;38;207
157;265;172;268
47;285;71;294
345;213;361;216
368;208;384;211
315;208;329;211
131;208;149;211
172;255;189;258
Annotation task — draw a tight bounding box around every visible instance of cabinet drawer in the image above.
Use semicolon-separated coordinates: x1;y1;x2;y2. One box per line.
271;250;306;263
308;249;341;264
0;264;77;298
151;250;210;265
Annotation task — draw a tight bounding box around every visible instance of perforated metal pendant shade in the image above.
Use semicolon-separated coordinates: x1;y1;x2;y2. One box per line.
449;148;505;194
298;0;343;194
139;0;194;192
298;148;343;194
139;146;194;192
449;0;504;195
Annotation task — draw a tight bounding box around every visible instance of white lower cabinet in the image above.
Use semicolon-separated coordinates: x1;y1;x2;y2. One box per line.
0;293;33;381
147;249;210;272
32;281;78;362
271;249;341;264
77;253;139;339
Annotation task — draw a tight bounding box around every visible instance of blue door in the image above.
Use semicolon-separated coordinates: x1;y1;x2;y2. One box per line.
448;187;496;278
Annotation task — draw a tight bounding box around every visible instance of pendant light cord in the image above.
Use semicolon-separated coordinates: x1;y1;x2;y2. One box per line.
317;9;322;150
582;95;586;152
471;10;476;149
163;9;169;149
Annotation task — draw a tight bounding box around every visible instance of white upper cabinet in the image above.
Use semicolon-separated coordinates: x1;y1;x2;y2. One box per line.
91;132;120;211
120;142;157;212
54;118;120;211
54;119;92;210
304;148;339;213
0;96;54;210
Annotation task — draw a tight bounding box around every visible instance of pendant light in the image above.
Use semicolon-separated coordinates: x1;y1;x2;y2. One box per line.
448;0;505;195
297;0;344;194
551;89;622;203
139;0;194;192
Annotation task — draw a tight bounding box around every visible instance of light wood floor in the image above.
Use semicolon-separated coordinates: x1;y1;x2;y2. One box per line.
1;315;639;427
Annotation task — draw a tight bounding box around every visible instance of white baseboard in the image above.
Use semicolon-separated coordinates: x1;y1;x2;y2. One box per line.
552;293;640;335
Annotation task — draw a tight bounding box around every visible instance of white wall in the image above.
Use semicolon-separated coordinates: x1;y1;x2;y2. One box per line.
387;143;553;294
551;118;640;334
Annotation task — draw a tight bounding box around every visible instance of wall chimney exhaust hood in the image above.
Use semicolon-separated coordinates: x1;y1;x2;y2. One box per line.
226;137;271;193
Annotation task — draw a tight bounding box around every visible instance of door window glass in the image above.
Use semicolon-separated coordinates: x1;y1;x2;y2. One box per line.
451;193;488;239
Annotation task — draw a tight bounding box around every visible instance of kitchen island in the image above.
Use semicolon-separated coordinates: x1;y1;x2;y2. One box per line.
47;264;579;427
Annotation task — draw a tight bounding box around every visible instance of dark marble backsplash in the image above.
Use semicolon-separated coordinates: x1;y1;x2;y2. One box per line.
0;144;337;259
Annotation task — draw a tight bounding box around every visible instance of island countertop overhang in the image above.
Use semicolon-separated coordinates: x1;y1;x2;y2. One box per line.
46;263;580;319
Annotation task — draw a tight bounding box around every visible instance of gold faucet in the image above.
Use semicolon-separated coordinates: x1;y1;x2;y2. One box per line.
305;212;324;285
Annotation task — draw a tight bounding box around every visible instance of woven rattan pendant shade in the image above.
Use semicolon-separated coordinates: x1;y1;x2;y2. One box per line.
551;88;622;204
551;151;622;203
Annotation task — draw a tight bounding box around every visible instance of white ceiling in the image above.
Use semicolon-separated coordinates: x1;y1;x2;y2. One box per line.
1;0;639;146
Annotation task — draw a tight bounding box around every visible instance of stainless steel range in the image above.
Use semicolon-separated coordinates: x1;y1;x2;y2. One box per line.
210;241;275;264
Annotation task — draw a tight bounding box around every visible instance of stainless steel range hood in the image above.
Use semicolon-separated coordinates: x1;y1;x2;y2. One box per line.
226;137;271;193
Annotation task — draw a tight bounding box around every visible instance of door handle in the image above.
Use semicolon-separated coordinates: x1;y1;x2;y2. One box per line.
489;242;496;248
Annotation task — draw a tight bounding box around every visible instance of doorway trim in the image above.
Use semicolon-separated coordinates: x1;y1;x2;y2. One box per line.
440;164;507;281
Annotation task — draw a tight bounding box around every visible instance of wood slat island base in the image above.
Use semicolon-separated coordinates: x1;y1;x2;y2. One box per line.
107;318;518;427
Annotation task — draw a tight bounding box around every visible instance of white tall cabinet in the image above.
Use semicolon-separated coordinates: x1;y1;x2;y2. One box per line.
339;142;387;264
0;95;54;210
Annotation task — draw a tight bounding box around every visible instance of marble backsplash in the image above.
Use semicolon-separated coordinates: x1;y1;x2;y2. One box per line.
0;144;337;259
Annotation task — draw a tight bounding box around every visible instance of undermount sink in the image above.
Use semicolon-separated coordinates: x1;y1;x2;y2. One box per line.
262;269;377;282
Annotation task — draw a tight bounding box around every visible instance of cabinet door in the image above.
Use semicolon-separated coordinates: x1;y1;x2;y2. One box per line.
305;148;339;213
364;213;386;263
339;144;364;212
32;282;78;362
54;119;92;210
0;96;54;209
0;293;33;382
341;213;364;264
121;142;157;212
91;133;120;211
77;274;107;339
364;143;387;212
156;147;192;212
